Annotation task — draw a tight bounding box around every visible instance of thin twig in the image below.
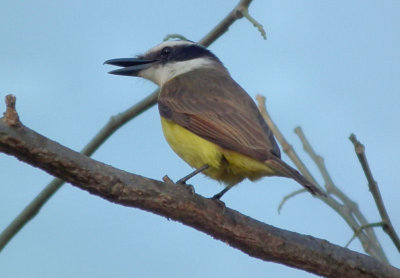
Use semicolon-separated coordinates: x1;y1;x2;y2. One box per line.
197;0;252;47
238;6;267;39
255;95;388;262
256;95;320;189
345;222;384;248
295;127;384;250
164;34;189;41
350;133;400;253
0;0;257;252
277;189;306;214
294;127;388;261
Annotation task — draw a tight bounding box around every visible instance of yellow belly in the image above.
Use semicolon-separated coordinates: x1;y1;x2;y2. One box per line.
160;117;276;186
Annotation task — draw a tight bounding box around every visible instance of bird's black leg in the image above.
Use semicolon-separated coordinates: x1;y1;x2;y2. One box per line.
212;186;233;200
176;164;209;184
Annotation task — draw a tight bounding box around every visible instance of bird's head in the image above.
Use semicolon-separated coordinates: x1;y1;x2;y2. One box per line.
104;40;225;87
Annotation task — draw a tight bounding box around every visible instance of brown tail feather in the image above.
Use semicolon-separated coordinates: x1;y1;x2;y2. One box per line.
268;158;326;197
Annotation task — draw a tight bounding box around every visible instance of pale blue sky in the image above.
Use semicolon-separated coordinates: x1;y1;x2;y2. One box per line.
1;1;399;277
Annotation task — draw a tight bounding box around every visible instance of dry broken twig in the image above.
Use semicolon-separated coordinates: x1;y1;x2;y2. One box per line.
3;95;20;127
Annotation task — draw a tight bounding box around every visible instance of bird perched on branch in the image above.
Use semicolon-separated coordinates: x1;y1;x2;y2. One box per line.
105;40;324;199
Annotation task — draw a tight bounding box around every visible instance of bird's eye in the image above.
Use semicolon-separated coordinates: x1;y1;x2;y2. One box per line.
161;47;171;57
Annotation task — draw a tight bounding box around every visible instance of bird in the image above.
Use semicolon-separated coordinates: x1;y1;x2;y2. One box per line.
104;40;325;199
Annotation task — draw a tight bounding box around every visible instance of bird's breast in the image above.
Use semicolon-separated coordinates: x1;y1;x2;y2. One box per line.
160;117;277;186
160;116;222;170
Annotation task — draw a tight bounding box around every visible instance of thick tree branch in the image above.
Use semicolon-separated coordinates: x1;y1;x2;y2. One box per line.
0;90;159;251
0;0;256;251
349;134;400;253
1;97;399;278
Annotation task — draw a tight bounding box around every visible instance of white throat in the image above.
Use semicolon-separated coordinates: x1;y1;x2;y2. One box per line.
139;57;216;87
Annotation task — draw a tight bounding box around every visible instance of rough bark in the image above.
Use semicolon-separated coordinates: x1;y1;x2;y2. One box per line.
0;100;399;278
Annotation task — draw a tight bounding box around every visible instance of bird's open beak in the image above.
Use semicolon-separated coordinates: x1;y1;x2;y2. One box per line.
104;58;156;76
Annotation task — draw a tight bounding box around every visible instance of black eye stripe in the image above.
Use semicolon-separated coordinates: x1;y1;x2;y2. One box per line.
161;47;172;56
158;44;219;63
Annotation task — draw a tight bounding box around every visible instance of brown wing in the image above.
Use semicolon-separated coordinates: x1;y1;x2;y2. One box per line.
158;68;281;161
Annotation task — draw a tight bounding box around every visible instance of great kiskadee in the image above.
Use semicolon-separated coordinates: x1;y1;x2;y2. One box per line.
105;40;324;199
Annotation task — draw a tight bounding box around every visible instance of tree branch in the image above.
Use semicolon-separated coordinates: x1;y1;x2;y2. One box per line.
0;0;256;251
255;96;322;192
345;222;385;249
238;5;267;39
295;127;387;260
255;95;388;262
0;90;159;251
1;96;399;278
197;0;253;47
349;134;400;253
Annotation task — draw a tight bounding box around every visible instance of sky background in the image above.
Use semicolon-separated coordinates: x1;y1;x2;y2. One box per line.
1;1;399;277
